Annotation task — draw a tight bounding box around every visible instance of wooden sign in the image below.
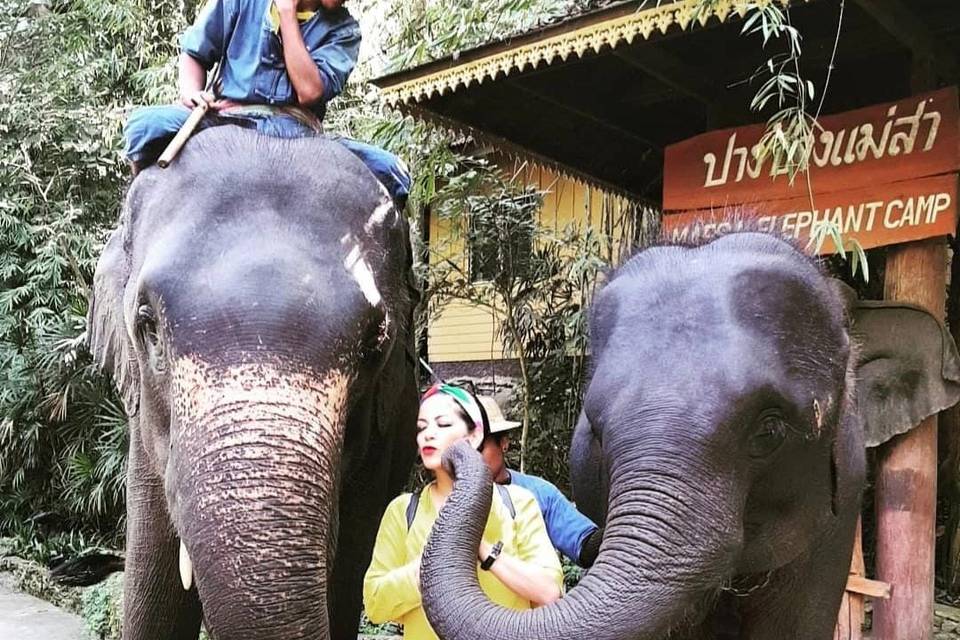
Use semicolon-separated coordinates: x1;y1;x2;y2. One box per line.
663;87;959;211
661;88;960;252
662;174;958;254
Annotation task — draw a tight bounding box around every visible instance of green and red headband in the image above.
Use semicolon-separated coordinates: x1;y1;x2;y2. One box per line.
420;383;487;434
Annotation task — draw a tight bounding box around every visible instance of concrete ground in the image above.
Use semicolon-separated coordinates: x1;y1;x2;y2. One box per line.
0;573;86;640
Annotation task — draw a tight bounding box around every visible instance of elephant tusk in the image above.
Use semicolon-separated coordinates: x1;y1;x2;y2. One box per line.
341;235;382;307
179;540;193;591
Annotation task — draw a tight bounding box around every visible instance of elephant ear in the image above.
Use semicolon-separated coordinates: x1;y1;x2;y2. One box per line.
852;301;960;447
570;412;608;526
88;224;139;416
374;322;418;438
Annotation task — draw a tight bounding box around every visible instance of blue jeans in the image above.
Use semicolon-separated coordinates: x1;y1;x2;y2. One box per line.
123;105;411;205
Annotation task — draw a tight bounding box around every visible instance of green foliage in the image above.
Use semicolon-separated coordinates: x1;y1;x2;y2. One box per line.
512;225;607;484
693;0;867;280
79;570;213;640
359;609;402;636
1;554;85;614
424;165;610;472
2;522;103;566
381;0;606;73
81;573;124;640
561;554;583;591
0;0;184;542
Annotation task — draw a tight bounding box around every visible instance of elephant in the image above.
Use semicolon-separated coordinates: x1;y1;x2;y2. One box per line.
418;232;960;640
87;126;419;640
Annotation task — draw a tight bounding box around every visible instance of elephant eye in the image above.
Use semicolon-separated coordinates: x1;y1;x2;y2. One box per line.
748;414;788;459
137;304;166;372
137;305;158;343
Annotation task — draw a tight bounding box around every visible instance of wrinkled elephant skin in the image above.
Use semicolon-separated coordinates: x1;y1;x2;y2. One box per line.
88;127;419;640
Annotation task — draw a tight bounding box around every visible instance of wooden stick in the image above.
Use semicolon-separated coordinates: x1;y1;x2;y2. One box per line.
157;102;209;168
846;575;892;600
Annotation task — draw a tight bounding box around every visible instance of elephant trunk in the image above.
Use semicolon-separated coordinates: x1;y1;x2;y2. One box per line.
171;357;351;640
422;440;741;640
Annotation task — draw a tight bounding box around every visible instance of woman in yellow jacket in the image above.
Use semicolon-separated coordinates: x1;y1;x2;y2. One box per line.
363;383;563;639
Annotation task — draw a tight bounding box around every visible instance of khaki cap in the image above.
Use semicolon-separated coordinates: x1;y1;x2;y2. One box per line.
478;396;521;434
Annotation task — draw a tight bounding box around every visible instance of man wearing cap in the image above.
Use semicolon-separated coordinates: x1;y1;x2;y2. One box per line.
477;396;603;569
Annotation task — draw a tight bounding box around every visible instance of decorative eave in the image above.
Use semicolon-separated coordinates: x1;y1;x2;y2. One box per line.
369;0;953;200
374;0;791;107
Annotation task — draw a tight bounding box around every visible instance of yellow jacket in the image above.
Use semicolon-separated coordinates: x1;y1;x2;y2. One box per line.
363;483;563;640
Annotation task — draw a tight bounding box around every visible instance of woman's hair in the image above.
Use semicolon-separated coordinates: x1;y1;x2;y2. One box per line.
420;383;491;441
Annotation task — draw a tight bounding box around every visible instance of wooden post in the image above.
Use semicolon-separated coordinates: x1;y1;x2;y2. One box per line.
874;237;947;640
943;243;960;593
835;519;865;640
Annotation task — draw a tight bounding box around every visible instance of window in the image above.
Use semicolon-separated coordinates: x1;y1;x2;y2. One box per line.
468;194;536;284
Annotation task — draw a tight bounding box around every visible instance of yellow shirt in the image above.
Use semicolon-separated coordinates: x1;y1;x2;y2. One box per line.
363;483;564;640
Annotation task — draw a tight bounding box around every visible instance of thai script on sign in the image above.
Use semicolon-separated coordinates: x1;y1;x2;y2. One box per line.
703;98;943;189
662;88;960;253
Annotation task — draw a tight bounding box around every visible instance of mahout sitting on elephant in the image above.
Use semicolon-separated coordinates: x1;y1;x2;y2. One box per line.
87;126;419;640
418;232;960;640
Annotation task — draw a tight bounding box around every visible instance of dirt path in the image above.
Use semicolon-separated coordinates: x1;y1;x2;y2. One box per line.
0;574;86;640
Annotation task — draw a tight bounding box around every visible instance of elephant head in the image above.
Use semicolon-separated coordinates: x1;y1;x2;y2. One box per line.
88;127;419;640
421;232;929;640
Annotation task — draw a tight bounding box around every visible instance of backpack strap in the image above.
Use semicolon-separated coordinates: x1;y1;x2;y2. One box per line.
406;490;421;531
496;483;516;520
406;484;515;531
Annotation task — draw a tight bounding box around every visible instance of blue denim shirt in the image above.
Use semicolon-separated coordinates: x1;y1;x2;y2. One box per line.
507;469;598;564
181;0;361;120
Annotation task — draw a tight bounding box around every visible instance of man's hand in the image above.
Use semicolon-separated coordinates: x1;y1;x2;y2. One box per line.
275;0;326;105
177;54;226;110
180;90;216;109
275;0;297;15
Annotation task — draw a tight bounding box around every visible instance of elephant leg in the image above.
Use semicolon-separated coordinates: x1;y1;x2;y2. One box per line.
124;416;203;640
328;380;417;640
738;516;858;640
328;470;386;640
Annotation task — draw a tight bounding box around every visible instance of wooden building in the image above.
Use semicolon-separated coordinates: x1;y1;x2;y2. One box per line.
424;159;650;369
376;0;959;362
374;1;960;638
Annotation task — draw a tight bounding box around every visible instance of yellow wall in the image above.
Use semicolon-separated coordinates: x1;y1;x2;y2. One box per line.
428;160;647;363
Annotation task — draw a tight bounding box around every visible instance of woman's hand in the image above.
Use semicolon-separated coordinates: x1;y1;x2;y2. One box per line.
477;543;561;606
478;540;492;562
411;556;422;583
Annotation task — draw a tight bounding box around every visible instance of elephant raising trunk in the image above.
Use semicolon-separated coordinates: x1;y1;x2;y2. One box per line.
424;439;741;640
421;233;869;640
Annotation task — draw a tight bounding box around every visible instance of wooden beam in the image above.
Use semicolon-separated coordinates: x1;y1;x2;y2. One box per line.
400;103;654;203
505;79;663;151
852;0;959;80
846;576;892;600
612;46;724;105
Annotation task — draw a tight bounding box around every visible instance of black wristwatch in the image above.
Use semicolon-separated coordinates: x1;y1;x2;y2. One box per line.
480;541;503;571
